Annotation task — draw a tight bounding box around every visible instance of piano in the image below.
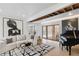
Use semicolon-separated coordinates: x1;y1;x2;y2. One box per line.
60;30;79;55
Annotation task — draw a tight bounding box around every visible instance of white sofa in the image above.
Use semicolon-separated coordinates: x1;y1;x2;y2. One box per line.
0;35;33;55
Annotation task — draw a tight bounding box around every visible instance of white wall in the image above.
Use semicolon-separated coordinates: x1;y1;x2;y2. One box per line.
23;21;30;36
28;3;72;21
31;9;79;39
28;22;42;37
0;16;29;39
41;9;79;34
0;17;3;38
34;23;42;37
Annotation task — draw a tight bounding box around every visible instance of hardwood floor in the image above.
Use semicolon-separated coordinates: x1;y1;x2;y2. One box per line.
43;39;79;56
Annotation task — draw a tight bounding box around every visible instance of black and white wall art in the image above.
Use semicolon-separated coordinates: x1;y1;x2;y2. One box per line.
62;18;78;34
3;17;23;37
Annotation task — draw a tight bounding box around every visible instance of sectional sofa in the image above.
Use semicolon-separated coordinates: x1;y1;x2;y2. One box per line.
0;35;35;55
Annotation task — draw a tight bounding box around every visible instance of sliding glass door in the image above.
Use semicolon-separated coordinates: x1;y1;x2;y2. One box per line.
42;26;47;39
42;25;59;41
48;26;53;40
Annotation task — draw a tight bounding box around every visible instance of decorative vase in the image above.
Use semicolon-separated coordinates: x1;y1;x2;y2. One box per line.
37;36;42;45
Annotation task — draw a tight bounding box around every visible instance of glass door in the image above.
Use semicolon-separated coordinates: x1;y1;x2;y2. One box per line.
54;25;59;41
42;25;59;41
42;26;47;39
48;26;53;40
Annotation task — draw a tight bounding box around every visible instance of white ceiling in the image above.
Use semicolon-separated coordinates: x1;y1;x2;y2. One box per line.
0;3;56;20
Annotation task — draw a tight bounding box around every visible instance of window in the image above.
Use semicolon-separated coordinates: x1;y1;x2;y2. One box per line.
42;26;47;38
48;26;53;40
42;25;59;41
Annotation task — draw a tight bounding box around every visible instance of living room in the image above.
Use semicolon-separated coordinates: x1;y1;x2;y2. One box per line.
0;3;79;56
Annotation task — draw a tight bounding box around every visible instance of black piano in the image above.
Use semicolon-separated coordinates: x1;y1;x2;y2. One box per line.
60;30;79;55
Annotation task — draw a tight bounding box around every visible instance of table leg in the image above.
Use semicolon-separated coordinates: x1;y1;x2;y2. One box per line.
9;51;12;56
69;46;71;56
66;46;68;51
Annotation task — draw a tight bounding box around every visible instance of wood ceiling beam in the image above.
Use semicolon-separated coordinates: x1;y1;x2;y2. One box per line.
30;3;79;22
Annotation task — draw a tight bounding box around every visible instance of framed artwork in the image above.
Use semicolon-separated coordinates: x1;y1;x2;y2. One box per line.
3;17;23;37
62;18;78;34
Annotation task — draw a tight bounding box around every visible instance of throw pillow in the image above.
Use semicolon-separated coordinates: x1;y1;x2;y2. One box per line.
6;38;13;44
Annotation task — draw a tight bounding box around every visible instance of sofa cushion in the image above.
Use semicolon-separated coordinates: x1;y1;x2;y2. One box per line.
11;36;17;42
0;40;6;48
0;37;6;42
0;46;6;54
17;35;26;41
8;36;17;42
0;40;6;54
6;38;13;44
6;42;17;52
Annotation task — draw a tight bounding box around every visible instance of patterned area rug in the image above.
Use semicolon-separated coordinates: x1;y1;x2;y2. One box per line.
0;44;55;56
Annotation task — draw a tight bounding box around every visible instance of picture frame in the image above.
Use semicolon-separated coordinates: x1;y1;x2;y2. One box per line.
3;17;23;37
62;18;78;34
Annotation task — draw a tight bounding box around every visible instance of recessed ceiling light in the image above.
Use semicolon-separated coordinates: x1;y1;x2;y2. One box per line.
69;12;73;16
